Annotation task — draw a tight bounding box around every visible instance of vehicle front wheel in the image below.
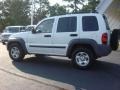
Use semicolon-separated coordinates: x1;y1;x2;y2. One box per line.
8;43;25;62
71;48;94;70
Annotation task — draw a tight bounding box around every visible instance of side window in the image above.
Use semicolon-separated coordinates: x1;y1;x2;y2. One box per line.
103;15;110;30
82;16;99;31
36;19;54;33
57;17;77;32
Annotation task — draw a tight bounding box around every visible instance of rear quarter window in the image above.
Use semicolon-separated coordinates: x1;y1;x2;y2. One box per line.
82;16;99;31
103;15;110;30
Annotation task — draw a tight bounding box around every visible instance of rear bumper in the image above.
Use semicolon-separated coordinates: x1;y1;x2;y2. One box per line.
95;45;112;57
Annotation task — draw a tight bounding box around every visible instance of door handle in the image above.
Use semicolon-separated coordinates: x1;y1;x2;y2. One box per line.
70;34;78;37
44;35;51;37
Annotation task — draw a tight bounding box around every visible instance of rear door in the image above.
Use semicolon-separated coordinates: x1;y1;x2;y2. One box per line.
52;16;79;56
81;15;101;44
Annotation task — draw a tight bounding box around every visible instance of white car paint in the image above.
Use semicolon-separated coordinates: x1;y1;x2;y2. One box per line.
9;13;111;56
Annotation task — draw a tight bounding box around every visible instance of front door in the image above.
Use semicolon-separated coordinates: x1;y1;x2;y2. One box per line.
27;19;55;55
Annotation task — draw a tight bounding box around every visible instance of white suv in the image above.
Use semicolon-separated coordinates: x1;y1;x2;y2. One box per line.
7;13;119;69
1;26;25;44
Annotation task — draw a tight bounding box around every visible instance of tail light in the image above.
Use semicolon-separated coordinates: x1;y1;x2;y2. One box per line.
102;33;108;45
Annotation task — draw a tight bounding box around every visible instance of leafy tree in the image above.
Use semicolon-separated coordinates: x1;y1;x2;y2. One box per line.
33;0;50;24
0;0;100;32
49;4;68;16
63;0;99;13
4;0;30;25
63;0;85;13
0;0;30;32
82;0;100;12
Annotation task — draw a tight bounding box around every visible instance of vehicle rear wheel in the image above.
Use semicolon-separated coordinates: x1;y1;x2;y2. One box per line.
71;48;95;70
8;43;25;62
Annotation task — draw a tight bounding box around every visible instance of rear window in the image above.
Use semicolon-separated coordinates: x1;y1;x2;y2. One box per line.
82;16;99;31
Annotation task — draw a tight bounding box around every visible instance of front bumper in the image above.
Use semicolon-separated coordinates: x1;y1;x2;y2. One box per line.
1;35;10;42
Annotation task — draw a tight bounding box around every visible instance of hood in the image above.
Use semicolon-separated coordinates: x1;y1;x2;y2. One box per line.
9;32;30;40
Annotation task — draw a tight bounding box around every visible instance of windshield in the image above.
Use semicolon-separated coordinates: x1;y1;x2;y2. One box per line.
4;27;20;33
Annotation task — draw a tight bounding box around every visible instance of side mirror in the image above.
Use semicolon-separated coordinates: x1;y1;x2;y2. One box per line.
32;28;36;34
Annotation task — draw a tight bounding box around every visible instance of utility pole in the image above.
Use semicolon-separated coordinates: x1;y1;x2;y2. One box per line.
31;0;34;25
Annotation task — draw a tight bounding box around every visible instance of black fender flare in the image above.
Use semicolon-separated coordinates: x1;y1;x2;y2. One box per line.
7;38;28;54
66;39;98;58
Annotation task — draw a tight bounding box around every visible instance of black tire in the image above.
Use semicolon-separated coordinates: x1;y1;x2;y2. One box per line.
71;48;95;70
110;29;119;51
8;43;25;62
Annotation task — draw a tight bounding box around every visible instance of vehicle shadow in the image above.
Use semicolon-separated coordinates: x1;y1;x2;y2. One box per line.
12;56;120;90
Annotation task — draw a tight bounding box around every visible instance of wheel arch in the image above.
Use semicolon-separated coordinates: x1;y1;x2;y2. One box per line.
7;38;28;54
66;39;98;58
